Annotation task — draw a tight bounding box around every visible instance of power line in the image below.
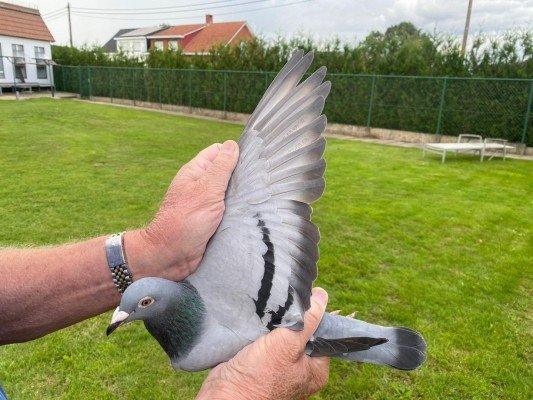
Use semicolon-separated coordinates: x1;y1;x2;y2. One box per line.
42;8;66;18
43;10;67;21
42;7;64;16
70;0;312;21
74;0;243;12
71;0;273;16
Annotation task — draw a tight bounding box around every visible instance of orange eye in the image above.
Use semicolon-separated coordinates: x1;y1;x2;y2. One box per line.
139;297;154;308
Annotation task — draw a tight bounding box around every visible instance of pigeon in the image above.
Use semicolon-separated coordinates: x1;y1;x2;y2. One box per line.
107;51;427;372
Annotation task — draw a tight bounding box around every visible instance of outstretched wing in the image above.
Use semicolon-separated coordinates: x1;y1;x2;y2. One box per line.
189;51;329;339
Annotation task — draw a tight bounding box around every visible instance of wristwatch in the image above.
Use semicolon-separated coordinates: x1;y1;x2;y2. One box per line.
105;232;133;294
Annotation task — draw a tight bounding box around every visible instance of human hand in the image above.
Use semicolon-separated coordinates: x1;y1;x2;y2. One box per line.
196;288;330;400
126;140;239;281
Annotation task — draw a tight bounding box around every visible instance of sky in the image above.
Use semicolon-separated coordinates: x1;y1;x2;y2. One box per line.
11;0;533;46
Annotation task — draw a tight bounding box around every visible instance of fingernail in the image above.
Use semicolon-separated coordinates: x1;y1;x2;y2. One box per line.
221;140;237;154
311;287;328;308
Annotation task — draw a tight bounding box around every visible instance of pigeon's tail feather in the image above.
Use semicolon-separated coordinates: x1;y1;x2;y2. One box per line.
308;313;426;371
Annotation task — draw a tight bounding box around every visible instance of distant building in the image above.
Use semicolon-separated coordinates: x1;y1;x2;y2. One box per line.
102;28;138;53
149;15;253;54
0;1;55;91
103;26;168;59
112;26;168;58
105;15;253;58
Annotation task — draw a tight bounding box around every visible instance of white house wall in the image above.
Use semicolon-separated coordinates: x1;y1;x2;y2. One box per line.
0;35;53;85
114;37;148;57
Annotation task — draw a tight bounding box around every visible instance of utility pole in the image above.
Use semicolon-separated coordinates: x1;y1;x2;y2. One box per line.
67;2;73;47
461;0;473;55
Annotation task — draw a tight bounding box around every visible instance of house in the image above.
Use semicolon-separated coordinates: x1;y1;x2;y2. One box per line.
148;15;253;54
104;15;253;58
104;26;168;59
102;28;138;53
0;1;55;92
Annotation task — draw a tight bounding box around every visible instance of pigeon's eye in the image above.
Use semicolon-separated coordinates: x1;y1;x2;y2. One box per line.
139;297;154;308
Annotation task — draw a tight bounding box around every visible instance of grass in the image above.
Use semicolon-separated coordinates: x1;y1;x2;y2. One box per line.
0;98;531;399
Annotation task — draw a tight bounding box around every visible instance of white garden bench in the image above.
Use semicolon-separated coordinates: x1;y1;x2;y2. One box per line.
423;134;515;163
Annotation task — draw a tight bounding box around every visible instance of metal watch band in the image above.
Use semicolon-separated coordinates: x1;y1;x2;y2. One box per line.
105;232;133;294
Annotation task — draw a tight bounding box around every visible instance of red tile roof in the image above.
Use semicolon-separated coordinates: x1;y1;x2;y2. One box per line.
0;1;54;42
149;24;205;37
183;21;248;53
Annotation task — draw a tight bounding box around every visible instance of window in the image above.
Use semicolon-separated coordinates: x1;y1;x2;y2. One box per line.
168;40;178;50
132;41;141;52
35;46;47;79
37;65;47;79
0;44;4;79
154;41;163;50
12;44;26;81
15;64;27;80
12;44;24;62
34;46;45;60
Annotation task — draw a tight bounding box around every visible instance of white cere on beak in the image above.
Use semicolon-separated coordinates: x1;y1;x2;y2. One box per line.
110;307;130;325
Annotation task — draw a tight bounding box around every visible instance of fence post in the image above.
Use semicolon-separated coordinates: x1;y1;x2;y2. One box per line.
158;69;162;109
435;77;448;142
77;66;82;97
50;65;56;97
87;66;92;99
108;68;113;102
61;65;65;92
521;81;533;145
366;74;377;129
188;69;192;112
132;68;136;106
223;71;227;119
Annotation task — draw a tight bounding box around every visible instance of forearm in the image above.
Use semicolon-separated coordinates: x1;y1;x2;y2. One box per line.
0;230;154;344
0;142;238;345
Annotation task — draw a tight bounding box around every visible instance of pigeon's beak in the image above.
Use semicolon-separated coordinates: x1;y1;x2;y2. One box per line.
106;306;132;336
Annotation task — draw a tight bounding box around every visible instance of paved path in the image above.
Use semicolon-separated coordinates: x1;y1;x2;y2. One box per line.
0;91;77;100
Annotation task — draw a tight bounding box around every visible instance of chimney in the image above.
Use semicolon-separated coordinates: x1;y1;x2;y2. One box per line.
206;14;213;25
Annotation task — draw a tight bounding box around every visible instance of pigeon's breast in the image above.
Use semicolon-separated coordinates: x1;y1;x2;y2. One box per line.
172;317;258;371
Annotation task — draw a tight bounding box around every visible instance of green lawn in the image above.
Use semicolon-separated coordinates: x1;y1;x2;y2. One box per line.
0;98;531;399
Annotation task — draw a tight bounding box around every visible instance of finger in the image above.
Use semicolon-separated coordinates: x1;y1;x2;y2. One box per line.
204;140;239;191
184;143;222;178
299;287;328;346
196;143;224;164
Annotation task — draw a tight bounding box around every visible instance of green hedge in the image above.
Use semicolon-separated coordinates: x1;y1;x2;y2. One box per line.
53;65;532;145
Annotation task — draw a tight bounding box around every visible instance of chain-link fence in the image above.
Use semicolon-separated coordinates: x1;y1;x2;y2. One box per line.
54;65;533;145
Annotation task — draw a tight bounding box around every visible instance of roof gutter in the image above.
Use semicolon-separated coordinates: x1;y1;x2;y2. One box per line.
146;35;185;39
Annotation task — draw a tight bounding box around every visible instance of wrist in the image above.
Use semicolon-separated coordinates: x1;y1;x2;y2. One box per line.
122;229;161;279
123;229;196;282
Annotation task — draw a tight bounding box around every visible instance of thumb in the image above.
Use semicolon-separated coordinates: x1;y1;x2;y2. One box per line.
205;140;239;192
299;287;328;345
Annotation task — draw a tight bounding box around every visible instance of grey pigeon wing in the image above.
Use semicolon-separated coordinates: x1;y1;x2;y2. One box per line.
189;51;329;338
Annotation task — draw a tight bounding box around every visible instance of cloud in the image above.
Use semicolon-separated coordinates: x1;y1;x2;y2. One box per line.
31;0;533;46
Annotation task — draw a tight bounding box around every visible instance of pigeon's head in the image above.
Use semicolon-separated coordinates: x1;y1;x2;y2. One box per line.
106;277;180;336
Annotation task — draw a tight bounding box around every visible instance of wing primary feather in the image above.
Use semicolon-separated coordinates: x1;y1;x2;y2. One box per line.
248;52;313;131
244;50;304;130
254;65;327;132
